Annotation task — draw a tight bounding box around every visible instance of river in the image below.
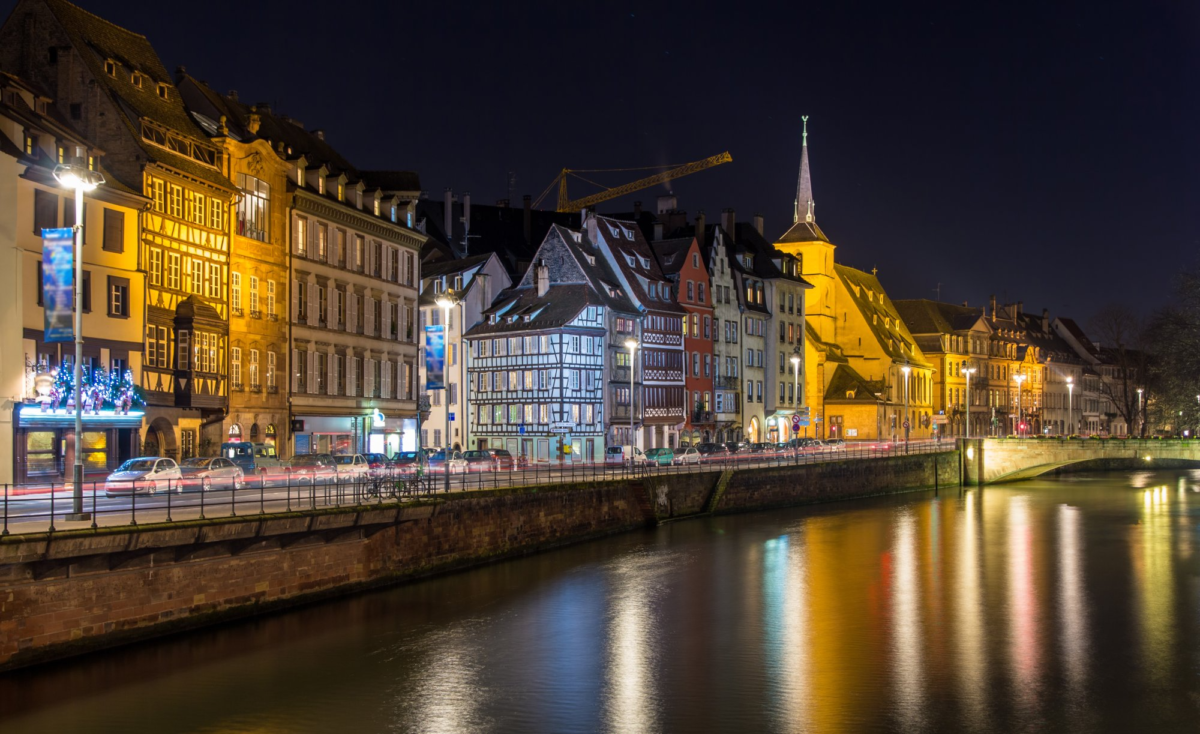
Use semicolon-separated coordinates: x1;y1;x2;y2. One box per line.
3;470;1200;733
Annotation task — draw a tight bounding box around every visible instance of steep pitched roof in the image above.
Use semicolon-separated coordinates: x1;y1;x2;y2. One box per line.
38;0;231;190
649;236;695;277
893;299;989;338
824;364;884;402
465;284;599;337
593;214;684;315
835;264;929;367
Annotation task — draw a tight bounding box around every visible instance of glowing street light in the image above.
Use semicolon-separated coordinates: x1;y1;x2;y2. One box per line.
53;162;105;521
962;365;976;439
625;339;639;452
435;292;458;493
1066;376;1074;436
901;364;911;448
1013;372;1027;437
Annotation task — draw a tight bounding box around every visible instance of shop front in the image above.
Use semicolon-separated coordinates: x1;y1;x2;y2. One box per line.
13;404;143;485
293;414;416;456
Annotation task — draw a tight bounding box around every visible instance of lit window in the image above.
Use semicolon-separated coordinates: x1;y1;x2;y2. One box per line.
156;83;169;100
104;60;116;77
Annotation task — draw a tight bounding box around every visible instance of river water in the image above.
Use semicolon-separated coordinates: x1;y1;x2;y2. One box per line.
4;470;1200;733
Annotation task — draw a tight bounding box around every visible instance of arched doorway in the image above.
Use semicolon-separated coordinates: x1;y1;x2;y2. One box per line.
265;424;277;445
250;423;260;442
143;417;177;458
747;416;760;443
228;423;242;442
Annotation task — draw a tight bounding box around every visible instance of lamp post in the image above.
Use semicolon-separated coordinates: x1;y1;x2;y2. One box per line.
1137;387;1144;438
53;163;104;521
435;292;458;493
901;364;911;449
625;339;639;452
962;365;976;439
789;353;801;432
1066;376;1074;436
1013;372;1026;437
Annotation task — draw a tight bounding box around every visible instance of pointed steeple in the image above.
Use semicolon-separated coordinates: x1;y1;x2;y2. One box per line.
795;115;814;224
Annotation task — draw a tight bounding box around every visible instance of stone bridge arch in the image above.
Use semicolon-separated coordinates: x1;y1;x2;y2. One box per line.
960;438;1200;485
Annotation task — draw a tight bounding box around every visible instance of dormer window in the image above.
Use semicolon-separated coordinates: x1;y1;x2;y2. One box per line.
373;196;381;216
23;133;36;156
337;182;344;201
432;279;443;295
131;72;143;89
390;204;397;222
87;155;95;171
355;190;362;209
157;83;170;100
317;174;325;195
104;59;117;77
296;164;305;185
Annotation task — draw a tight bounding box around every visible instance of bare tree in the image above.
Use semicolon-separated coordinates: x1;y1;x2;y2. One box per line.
1146;268;1200;433
1089;304;1148;435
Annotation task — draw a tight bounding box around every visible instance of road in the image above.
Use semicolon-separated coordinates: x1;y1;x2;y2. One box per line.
0;441;951;534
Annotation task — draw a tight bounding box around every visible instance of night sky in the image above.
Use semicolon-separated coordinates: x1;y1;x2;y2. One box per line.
5;0;1196;322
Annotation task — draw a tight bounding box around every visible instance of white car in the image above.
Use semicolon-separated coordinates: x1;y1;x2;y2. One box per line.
672;447;702;465
334;454;371;480
105;457;183;496
179;456;245;491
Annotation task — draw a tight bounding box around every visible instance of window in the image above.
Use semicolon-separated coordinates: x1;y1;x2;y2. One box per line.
145;325;168;368
108;276;130;317
249;349;260;388
157;83;169;100
167;184;183;219
295;217;307;256
698;282;705;303
317;223;328;260
354;235;364;271
267;351;277;389
231;272;242;311
687;281;694;301
296;281;308;322
98;208;125;252
207;262;222;299
236;173;270;242
267;280;276;318
231;347;242;387
104;59;116;76
33;189;58;234
177;330;190;370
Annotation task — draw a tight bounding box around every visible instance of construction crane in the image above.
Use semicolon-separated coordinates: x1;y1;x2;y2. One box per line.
533;151;733;213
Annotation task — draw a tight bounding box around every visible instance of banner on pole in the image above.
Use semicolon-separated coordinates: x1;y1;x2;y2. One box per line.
42;227;74;343
424;324;445;390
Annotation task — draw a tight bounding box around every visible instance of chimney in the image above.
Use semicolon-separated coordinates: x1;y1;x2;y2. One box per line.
656;195;677;214
245;112;261;135
634;201;642;218
962;300;969;307
463;192;472;234
443;188;453;242
228;89;238;101
1041;308;1049;331
990;294;997;318
1016;301;1023;316
695;210;706;240
585;211;598;244
535;259;550;298
721;208;735;234
523;194;532;244
174;65;186;82
753;213;764;236
312;129;325;141
653;222;664;241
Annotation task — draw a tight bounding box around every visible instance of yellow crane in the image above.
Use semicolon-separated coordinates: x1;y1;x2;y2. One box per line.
534;151;733;213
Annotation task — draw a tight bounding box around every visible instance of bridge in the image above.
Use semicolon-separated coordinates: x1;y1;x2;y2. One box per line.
959;438;1200;484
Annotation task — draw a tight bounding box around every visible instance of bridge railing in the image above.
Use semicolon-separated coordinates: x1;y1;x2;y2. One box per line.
0;440;954;536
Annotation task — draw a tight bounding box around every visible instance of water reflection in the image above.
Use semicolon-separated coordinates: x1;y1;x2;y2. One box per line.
761;533;811;731
1134;484;1175;686
404;624;489;734
602;552;667;734
1007;496;1042;724
891;510;926;731
954;491;989;730
1056;503;1088;714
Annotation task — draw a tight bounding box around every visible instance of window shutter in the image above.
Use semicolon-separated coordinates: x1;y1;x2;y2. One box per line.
291;280;299;322
327;286;338;329
381;297;390;340
291;349;299;392
382;360;392;399
365;358;374;397
347;354;357;396
366;297;375;336
292;218;302;255
306;279;317;326
327;351;338;395
348;292;357;333
307;350;316;394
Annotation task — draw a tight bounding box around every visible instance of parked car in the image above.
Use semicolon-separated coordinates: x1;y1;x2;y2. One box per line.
362;453;393;478
105;457;183;496
179;457;244;491
824;439;847;450
391;451;424;477
606;445;650;465
748;442;773;454
695;442;730;461
485;449;519;470
462;450;496;472
221;442;284;478
644;448;675;466
333;454;370;480
287;453;338;484
672;447;701;465
427;450;468;474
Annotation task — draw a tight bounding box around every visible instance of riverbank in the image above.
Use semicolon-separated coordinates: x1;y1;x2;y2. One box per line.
0;450;958;671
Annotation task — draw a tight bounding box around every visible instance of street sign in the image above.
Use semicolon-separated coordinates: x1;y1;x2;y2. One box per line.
931;415;948;425
519;424;526;435
449;412;455;422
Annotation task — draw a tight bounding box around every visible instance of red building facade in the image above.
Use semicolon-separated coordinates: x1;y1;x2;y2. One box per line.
653;237;716;444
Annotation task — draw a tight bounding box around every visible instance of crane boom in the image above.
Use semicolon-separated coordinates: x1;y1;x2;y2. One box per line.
554;151;733;213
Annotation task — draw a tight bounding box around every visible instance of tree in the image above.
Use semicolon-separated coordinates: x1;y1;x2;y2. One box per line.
1146;268;1200;433
1088;304;1149;435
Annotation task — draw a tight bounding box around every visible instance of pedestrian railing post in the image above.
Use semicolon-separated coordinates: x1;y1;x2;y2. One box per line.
130;482;137;526
48;482;56;533
230;479;237;517
2;485;9;536
165;479;173;522
90;482;98;529
260;473;266;515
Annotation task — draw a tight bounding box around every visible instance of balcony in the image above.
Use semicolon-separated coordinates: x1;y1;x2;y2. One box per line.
268;313;278;322
232;307;244;317
267;384;279;394
249;309;262;320
716;376;739;389
231;382;244;392
612;366;631;382
692;410;714;424
249;383;261;392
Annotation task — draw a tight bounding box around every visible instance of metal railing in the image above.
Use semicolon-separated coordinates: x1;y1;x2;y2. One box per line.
0;440;953;536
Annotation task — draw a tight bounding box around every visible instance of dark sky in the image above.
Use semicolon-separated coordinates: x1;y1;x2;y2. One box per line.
7;0;1197;322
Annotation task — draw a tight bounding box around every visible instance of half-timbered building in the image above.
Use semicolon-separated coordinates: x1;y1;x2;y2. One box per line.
465;225;630;463
589;214;686;449
0;0;238;458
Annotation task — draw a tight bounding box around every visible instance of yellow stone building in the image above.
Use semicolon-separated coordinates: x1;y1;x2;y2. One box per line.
774;119;934;441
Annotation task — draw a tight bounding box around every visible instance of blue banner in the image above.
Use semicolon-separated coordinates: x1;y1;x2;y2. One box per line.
42;228;74;343
425;324;446;391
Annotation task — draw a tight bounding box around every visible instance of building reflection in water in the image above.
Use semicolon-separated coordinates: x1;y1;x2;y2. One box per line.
955;490;989;730
761;533;811;732
1134;484;1176;686
1057;503;1089;713
602;553;665;734
1007;496;1042;721
891;510;927;731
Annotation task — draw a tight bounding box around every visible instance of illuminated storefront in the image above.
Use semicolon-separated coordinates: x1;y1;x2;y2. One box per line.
13;405;143;484
292;413;416;456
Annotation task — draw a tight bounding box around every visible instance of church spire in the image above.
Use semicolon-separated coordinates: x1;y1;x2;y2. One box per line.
794;115;814;224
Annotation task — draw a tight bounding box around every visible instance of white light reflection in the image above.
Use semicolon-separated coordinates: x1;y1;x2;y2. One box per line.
1134;483;1175;686
891;511;926;731
1007;496;1041;719
405;625;488;734
1057;504;1088;710
954;491;988;730
601;552;668;734
762;534;811;731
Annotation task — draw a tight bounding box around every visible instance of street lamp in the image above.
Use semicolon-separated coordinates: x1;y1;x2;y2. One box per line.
53;162;104;521
789;353;801;432
962;365;976;439
1066;376;1074;436
1013;372;1027;437
901;364;911;448
1137;387;1144;438
435;292;458;492
625;339;639;452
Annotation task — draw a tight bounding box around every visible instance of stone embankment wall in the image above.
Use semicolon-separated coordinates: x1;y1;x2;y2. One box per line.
0;451;957;671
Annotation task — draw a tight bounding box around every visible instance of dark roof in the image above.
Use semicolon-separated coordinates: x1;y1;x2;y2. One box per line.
465;284;602;338
824;364;884;402
415;199;579;279
777;219;830;244
649;236;696;277
360;170;421;193
39;0;232;190
893;299;987;337
593;214;684;315
420;253;492;280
